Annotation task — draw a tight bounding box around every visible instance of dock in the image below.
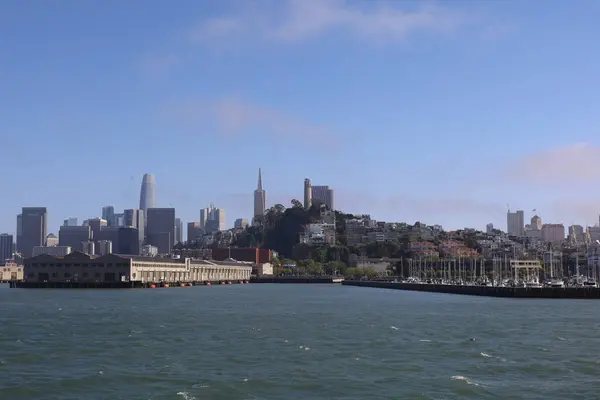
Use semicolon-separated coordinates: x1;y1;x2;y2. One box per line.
342;280;600;299
10;280;250;289
251;276;344;284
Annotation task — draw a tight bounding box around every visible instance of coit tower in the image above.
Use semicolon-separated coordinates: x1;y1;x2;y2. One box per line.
139;173;156;213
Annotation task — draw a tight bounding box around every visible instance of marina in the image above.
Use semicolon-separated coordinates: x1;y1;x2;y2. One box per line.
398;256;598;289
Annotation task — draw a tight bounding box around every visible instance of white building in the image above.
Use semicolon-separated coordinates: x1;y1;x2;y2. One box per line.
23;252;252;283
32;245;72;257
1;260;23;281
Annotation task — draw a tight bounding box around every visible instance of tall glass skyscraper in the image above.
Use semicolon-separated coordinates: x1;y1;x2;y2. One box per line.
139;173;156;213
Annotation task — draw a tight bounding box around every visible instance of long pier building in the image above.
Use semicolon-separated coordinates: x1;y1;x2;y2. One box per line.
21;251;252;286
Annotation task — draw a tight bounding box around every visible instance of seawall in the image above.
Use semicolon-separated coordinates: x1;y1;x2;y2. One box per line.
10;280;250;289
342;280;600;299
251;276;344;284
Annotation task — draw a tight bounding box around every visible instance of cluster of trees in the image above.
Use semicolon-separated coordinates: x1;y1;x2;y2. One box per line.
230;200;484;276
272;258;380;278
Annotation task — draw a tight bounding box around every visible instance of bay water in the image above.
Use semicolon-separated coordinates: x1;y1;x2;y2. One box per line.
1;283;599;399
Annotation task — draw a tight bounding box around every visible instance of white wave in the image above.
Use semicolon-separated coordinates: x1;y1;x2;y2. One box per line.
451;375;480;386
390;326;398;330
480;352;492;358
420;339;432;342
191;383;209;389
558;336;566;341
177;392;196;400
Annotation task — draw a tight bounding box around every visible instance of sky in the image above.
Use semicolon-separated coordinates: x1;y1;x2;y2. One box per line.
1;0;600;236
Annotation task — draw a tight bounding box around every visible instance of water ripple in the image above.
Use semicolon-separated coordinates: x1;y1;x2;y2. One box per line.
1;284;599;399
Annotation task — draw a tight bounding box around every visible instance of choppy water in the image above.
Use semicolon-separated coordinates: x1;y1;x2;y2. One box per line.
1;283;600;399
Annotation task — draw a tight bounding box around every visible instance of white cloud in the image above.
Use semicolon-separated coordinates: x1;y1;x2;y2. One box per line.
165;97;336;142
191;0;468;45
503;143;600;184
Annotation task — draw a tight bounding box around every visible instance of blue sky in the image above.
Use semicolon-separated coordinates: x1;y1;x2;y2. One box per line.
1;0;600;236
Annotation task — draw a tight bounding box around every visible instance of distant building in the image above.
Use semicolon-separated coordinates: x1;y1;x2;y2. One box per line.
139;173;156;214
211;247;271;264
23;252;252;284
234;218;249;229
46;233;59;247
1;260;22;281
102;206;115;226
0;233;13;262
124;209;145;247
95;226;140;256
114;213;125;227
568;224;585;243
85;218;108;241
486;223;494;234
19;207;48;258
187;222;203;243
531;215;542;231
16;214;22;255
63;217;78;227
506;210;524;237
97;240;113;255
82;241;95;255
254;168;266;221
141;245;158;257
200;204;226;233
59;225;91;249
174;218;183;243
542;224;565;244
146;208;175;254
32;246;72;257
311;185;334;211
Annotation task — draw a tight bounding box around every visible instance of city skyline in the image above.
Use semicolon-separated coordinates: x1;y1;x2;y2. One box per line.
1;1;600;233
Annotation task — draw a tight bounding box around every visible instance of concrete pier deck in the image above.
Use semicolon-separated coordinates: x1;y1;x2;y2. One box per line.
251;276;344;284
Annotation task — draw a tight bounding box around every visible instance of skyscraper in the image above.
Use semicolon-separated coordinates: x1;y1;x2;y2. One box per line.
63;217;78;227
0;233;13;262
102;206;115;226
187;222;202;243
16;214;22;253
174;217;183;243
506;210;525;237
124;209;145;246
304;178;312;209
19;207;48;258
253;168;266;222
139;173;156;213
311;185;334;211
201;204;226;233
146;208;175;254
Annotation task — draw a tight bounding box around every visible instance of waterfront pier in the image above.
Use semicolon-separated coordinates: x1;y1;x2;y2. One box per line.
15;251;253;289
343;280;600;299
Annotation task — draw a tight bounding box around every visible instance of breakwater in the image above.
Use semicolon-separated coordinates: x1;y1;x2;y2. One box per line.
251;276;344;284
343;280;600;299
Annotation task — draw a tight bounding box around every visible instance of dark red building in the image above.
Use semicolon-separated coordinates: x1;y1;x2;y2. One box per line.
211;247;271;264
